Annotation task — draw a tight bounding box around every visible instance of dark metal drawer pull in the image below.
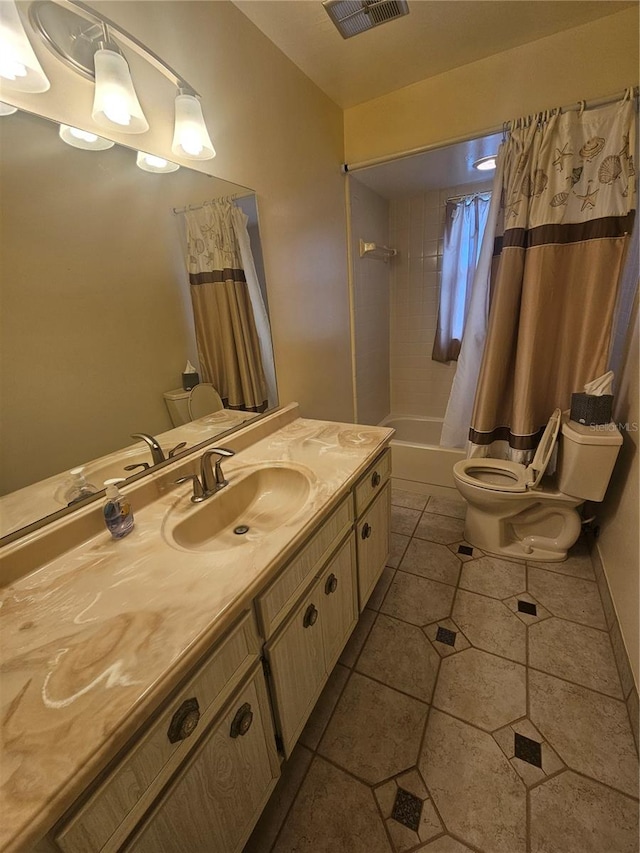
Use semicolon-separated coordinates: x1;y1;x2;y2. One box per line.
361;523;372;540
303;603;318;628
167;697;200;743
371;471;381;488
325;573;338;595
230;703;253;738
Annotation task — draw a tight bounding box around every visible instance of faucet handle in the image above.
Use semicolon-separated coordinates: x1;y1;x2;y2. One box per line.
168;442;187;459
175;474;206;503
124;462;151;474
209;447;235;458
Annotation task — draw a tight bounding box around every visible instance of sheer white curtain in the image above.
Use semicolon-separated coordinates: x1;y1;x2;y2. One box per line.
432;192;491;364
441;149;505;447
230;205;278;408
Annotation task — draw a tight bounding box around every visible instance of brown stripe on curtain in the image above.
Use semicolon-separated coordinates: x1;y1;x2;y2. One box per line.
469;425;545;451
189;268;247;285
502;212;635;250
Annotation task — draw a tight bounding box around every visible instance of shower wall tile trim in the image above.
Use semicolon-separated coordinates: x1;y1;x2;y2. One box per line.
390;180;493;420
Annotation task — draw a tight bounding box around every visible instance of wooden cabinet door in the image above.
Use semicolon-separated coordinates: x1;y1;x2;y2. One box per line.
265;583;326;755
320;535;358;671
126;669;279;853
356;482;391;610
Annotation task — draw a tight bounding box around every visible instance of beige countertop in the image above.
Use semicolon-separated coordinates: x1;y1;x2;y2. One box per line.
0;406;392;852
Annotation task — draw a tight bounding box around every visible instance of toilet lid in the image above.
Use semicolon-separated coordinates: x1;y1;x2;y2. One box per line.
528;408;562;488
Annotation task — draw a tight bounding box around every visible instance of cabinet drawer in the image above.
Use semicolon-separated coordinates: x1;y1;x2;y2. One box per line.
125;666;279;853
354;448;391;516
255;494;353;638
55;611;261;853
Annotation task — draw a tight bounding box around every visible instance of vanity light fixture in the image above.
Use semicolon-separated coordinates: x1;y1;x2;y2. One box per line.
0;0;50;93
59;123;115;150
91;46;149;133
172;90;215;160
0;101;18;116
136;151;180;173
23;0;216;158
473;155;497;171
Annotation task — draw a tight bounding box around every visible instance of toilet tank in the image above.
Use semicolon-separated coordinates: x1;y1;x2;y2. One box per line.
556;413;623;502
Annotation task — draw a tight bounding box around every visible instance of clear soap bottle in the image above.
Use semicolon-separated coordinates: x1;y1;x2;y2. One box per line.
103;478;135;539
65;466;98;506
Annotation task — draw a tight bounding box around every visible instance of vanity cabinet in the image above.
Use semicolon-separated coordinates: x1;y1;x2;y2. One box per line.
125;666;279;853
51;612;276;853
264;535;357;755
355;450;391;610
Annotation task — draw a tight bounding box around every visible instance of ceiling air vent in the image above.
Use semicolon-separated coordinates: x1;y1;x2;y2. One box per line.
323;0;409;39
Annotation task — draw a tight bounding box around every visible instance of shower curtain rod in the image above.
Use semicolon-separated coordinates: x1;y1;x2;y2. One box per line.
445;190;492;205
172;191;253;215
341;87;638;174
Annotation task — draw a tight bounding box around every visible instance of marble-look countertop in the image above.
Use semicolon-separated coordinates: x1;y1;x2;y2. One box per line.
0;407;392;852
0;409;257;540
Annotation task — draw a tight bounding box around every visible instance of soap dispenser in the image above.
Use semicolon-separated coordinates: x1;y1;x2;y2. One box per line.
65;466;98;506
103;478;135;539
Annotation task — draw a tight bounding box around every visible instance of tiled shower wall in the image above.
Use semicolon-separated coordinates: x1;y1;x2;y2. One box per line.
389;179;493;420
349;177;391;425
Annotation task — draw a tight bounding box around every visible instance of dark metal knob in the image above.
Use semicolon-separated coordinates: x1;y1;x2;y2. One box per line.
230;703;253;738
303;603;318;628
361;523;372;540
371;471;381;488
325;573;338;595
167;697;200;743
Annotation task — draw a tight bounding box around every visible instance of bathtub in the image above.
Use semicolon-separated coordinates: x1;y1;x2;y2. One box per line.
380;415;465;490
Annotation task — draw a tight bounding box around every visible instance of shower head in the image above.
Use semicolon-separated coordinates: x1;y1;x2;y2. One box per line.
323;0;409;39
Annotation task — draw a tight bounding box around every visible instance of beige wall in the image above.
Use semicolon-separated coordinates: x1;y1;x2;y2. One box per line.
6;1;353;423
597;302;639;686
348;177;390;425
344;8;639;165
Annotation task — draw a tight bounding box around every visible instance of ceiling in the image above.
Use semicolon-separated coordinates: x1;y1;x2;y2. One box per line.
231;0;635;109
351;131;502;198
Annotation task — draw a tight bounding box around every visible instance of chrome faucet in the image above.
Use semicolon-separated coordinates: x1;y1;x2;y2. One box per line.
175;447;235;503
201;447;235;493
131;433;166;465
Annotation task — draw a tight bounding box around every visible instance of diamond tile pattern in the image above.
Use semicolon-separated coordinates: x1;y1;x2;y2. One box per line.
245;491;638;853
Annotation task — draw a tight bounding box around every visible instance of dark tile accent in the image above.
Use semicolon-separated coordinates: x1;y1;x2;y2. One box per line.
391;787;423;832
517;600;537;616
435;626;457;647
458;544;473;556
514;732;542;768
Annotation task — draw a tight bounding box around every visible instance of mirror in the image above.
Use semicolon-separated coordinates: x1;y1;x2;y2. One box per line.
0;108;277;542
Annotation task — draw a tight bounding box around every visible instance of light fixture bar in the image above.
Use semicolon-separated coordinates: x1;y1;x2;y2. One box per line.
29;0;200;94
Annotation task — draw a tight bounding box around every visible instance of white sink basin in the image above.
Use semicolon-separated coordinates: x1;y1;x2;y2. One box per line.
165;464;313;552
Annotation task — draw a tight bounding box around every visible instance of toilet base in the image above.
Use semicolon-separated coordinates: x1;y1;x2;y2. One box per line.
464;500;583;562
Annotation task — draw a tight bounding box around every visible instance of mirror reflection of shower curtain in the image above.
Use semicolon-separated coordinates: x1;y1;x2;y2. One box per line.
230;205;278;408
440;149;505;447
182;202;268;411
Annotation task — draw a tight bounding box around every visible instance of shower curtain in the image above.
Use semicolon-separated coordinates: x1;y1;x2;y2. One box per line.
182;200;268;412
432;192;491;363
467;94;636;460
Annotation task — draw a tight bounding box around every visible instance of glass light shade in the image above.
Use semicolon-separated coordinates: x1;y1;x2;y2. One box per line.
59;124;115;150
0;0;50;93
136;151;180;173
172;93;215;160
473;155;497;172
91;49;149;134
0;101;18;116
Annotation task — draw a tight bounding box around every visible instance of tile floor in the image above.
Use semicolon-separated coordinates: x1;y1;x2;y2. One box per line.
245;488;639;853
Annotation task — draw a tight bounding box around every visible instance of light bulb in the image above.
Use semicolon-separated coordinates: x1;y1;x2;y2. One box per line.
473;156;497;172
136;151;180;173
59;124;115;150
91;49;148;134
0;0;50;92
69;127;99;143
172;92;215;160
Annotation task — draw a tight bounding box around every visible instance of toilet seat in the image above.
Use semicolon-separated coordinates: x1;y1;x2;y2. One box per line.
454;409;562;494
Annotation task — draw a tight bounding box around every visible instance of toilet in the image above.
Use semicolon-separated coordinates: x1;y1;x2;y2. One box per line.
453;409;622;562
